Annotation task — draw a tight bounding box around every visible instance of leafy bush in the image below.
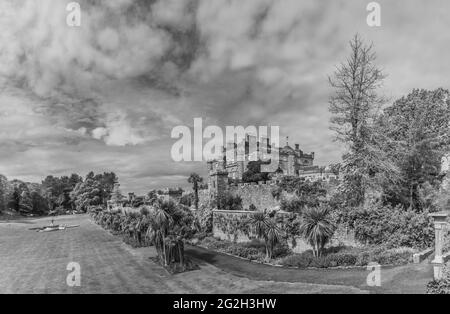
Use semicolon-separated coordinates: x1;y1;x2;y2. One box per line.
345;202;434;249
242;160;270;183
280;252;314;268
272;177;327;212
193;205;213;233
427;265;450;294
427;279;450;294
217;192;243;211
279;246;415;268
280;194;304;214
180;193;194;207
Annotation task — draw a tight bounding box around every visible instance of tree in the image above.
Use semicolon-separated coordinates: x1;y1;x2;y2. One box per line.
146;200;195;271
242;160;270;183
378;88;450;211
93;172;118;206
146;190;160;206
70;174;104;212
70;172;118;212
188;173;203;209
329;34;397;207
300;206;336;257
42;174;82;211
30;189;49;214
250;212;282;260
0;174;7;213
110;182;124;205
19;190;33;214
8;186;21;212
180;193;194;207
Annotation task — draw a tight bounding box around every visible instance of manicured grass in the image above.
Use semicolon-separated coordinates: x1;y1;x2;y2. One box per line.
0;215;367;294
186;245;434;294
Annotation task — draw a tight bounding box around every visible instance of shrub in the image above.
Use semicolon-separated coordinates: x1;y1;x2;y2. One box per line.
427;279;450;294
279;246;415;268
217;193;243;211
273;177;327;210
372;247;414;265
280;194;304;214
279;252;314;268
427;265;450;294
326;252;358;267
193;205;213;233
346;202;434;249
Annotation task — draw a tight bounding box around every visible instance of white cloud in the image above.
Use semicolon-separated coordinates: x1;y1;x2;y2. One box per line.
1;0;450;192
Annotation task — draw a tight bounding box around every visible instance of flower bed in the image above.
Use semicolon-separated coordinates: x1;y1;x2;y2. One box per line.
192;237;291;263
193;236;416;268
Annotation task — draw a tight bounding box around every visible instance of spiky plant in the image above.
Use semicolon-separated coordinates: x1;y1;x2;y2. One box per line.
250;212;282;260
300;206;336;257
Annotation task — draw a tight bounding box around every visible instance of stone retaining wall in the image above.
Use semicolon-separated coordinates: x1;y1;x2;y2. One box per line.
212;209;360;253
229;182;279;210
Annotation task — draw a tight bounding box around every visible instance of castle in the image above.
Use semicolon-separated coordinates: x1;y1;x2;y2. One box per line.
206;135;338;202
208;135;316;180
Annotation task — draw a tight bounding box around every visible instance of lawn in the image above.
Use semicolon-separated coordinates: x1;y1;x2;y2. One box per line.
0;214;367;294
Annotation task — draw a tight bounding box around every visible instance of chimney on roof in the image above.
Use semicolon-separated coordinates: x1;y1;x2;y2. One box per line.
295;144;299;151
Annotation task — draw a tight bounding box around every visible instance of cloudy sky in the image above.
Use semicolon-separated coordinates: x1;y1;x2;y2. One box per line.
0;0;449;193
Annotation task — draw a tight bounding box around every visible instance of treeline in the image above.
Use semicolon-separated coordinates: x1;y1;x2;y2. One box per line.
0;172;118;216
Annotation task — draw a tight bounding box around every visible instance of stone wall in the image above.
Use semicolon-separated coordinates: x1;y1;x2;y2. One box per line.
212;209;361;253
198;181;280;211
198;189;210;207
229;182;279;210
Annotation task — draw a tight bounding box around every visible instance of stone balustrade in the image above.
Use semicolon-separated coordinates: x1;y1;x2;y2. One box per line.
429;211;449;280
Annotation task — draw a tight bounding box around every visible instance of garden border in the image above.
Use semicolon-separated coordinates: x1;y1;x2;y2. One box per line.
191;243;414;270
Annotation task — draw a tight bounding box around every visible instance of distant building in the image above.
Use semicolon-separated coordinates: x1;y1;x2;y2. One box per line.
160;188;183;203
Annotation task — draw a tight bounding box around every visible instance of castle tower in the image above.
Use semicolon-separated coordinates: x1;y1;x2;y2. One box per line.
208;165;228;207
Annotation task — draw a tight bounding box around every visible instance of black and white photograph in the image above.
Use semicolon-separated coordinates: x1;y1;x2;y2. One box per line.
0;0;449;300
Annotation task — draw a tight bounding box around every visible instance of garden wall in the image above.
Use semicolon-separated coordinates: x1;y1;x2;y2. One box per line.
212;210;360;253
228;182;280;210
198;182;280;211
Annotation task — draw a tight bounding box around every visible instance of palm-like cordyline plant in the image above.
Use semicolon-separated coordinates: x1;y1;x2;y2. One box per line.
188;173;203;209
146;204;173;266
250;212;282;260
300;206;336;257
146;200;196;271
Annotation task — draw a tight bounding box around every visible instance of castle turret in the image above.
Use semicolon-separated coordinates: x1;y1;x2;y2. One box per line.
208;163;228;207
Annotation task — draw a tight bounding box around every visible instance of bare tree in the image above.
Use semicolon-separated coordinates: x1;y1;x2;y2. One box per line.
329;34;398;206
